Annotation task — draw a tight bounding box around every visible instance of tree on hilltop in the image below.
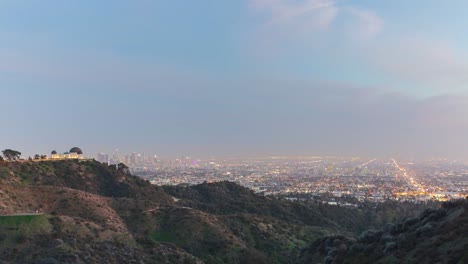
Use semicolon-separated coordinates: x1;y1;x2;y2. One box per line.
0;155;3;162
117;163;130;174
2;149;21;161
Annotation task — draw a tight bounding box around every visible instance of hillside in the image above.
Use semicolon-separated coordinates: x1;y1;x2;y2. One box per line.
0;160;199;264
299;199;468;264
0;160;459;263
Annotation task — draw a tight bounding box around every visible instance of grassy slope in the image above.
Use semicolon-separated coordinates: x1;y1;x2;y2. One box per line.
0;215;52;243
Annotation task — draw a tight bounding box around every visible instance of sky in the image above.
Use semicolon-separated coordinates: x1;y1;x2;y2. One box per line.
1;0;468;159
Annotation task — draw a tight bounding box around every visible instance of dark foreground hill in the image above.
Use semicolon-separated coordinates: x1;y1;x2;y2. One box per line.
0;160;463;264
299;199;468;264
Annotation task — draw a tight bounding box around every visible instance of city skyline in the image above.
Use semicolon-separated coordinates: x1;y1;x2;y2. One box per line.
2;1;468;158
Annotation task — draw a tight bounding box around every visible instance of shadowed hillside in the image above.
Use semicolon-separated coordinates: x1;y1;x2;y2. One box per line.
163;182;339;227
299;199;468;264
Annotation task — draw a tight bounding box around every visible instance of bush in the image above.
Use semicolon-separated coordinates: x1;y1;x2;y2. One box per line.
359;230;382;243
15;233;27;243
403;217;419;230
416;223;435;235
384;242;397;254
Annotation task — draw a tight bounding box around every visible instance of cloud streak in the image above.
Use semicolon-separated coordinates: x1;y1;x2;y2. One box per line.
249;0;383;38
346;7;384;39
251;0;338;31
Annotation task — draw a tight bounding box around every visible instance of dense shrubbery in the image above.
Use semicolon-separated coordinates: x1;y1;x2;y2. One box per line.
300;198;468;264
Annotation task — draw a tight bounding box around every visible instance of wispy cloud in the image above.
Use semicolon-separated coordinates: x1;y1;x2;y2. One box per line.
245;0;385;58
346;6;384;39
249;0;383;38
250;0;338;32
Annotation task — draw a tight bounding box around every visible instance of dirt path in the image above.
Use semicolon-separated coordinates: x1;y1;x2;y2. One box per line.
0;213;44;216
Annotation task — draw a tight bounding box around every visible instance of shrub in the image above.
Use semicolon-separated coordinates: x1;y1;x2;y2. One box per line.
384;242;397;254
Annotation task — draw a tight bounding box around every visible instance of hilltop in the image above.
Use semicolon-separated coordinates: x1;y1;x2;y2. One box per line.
0;160;463;263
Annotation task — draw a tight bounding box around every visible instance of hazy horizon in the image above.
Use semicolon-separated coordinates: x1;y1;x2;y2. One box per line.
2;1;468;159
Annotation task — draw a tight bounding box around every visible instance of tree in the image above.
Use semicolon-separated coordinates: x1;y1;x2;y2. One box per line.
0;156;3;163
2;149;21;161
117;163;130;174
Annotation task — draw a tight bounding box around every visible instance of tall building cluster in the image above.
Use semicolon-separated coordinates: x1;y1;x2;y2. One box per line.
95;150;159;167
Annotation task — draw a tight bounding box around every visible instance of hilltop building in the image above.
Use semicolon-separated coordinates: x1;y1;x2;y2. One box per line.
50;147;85;160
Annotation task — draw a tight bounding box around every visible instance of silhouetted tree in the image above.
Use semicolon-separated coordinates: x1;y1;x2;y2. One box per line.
2;149;21;161
117;163;130;174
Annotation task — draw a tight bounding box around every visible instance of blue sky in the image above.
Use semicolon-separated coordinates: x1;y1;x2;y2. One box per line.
1;0;468;159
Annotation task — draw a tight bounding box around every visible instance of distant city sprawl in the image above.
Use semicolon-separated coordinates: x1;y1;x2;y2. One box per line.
95;152;468;204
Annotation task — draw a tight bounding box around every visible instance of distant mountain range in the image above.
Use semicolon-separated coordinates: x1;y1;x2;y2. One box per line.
0;160;466;264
